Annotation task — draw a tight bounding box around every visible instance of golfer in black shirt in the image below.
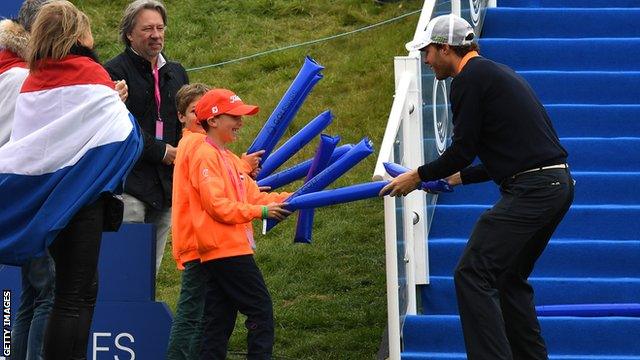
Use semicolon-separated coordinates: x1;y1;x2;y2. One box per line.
381;14;574;360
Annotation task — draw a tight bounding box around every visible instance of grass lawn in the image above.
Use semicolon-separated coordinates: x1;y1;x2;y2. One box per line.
77;0;423;358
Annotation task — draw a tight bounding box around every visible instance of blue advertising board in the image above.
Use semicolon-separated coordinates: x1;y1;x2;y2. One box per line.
0;1;22;19
0;224;173;359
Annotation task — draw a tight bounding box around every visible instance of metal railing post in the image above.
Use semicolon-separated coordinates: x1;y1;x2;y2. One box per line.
384;193;402;360
376;68;412;360
401;56;429;287
373;74;412;181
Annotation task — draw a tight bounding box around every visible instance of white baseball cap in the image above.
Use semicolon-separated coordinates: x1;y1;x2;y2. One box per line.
405;14;475;51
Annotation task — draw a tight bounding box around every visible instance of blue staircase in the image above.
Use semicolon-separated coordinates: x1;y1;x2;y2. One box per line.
402;1;640;359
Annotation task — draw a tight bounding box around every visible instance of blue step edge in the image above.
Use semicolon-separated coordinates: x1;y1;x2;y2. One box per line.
402;353;640;360
537;303;640;317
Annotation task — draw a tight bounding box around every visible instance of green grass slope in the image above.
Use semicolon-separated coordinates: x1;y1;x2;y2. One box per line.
78;0;422;358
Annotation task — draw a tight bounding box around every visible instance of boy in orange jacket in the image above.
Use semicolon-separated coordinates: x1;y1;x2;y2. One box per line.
168;84;266;359
190;88;291;359
167;83;209;359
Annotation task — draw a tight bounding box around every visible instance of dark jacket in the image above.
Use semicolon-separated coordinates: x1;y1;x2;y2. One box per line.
105;47;188;209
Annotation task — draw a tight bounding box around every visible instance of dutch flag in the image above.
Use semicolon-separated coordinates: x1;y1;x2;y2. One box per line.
0;49;28;145
0;55;142;266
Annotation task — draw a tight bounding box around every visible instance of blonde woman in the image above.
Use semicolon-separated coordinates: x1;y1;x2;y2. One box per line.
0;1;142;358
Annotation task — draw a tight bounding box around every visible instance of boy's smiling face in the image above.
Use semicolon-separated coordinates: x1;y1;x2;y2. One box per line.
212;114;243;144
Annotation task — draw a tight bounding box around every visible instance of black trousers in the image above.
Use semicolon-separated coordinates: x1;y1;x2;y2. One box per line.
44;198;104;360
454;168;574;360
200;255;274;360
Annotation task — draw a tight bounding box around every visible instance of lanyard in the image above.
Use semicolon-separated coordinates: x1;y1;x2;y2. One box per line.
152;64;163;140
205;137;245;202
205;137;255;249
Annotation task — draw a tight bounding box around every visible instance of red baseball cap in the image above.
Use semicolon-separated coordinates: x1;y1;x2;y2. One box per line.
195;88;259;122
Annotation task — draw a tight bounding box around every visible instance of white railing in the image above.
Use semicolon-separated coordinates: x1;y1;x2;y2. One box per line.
374;0;494;358
372;2;435;357
373;56;425;357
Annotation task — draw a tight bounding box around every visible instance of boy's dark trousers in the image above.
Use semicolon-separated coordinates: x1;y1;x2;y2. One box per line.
200;254;274;360
166;260;207;359
454;168;574;360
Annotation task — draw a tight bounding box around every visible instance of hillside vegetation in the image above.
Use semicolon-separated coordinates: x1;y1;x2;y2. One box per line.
77;0;422;358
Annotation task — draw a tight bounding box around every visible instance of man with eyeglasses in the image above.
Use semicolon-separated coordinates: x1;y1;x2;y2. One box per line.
105;0;189;275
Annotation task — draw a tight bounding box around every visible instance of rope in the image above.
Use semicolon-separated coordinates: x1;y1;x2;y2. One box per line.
185;9;422;72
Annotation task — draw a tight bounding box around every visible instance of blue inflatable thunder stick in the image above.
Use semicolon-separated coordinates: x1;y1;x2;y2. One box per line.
266;137;374;231
287;181;389;210
257;144;353;190
247;56;324;163
294;134;341;243
383;162;453;193
258;110;334;180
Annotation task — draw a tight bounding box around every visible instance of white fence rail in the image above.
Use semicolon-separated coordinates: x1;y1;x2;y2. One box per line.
374;60;423;357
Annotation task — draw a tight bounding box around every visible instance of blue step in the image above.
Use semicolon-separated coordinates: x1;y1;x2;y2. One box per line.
423;137;640;172
439;172;640;205
403;353;640;360
484;8;640;38
403;315;640;355
536;303;640;317
421;276;640;315
479;38;640;71
428;239;640;278
545;105;640;138
562;138;640;171
498;0;640;8
429;205;640;240
521;71;640;104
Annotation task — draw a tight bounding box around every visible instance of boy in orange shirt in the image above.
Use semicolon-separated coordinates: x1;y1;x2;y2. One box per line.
168;84;266;359
190;88;291;359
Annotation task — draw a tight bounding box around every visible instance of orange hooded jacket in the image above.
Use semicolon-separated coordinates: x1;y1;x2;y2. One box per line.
185;137;289;263
171;129;255;269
